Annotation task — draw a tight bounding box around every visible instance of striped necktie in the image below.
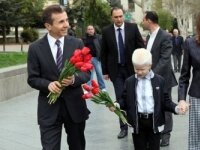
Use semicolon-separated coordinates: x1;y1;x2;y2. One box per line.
55;40;63;72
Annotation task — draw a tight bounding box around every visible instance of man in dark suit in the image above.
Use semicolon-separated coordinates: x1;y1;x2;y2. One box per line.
142;11;177;147
172;28;184;72
101;7;144;139
27;5;90;150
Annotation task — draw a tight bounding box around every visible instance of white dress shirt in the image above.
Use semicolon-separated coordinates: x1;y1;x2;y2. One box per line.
47;34;64;63
146;27;160;51
136;70;155;114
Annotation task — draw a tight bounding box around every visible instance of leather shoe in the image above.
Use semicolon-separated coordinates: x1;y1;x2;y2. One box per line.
117;130;127;139
160;140;169;147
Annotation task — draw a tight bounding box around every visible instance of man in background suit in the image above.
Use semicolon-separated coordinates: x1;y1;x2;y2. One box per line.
172;28;184;72
27;5;90;150
142;11;177;147
101;7;144;139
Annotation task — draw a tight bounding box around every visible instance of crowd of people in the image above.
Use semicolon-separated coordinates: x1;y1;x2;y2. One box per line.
27;4;199;150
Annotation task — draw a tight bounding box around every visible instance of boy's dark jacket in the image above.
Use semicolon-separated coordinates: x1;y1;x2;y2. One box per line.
120;74;177;134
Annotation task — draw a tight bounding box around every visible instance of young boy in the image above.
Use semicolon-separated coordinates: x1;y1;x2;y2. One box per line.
110;48;188;150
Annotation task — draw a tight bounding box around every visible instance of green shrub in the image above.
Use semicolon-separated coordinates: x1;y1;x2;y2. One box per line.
21;28;39;43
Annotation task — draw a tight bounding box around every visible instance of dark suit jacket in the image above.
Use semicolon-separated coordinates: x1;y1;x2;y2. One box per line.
172;35;184;55
178;37;200;100
101;22;144;82
147;28;177;90
120;74;177;134
27;35;90;126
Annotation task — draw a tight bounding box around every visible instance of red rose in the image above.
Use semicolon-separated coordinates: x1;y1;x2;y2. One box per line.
80;66;88;72
91;80;99;88
82;84;92;91
73;49;82;56
92;87;100;95
74;62;84;68
83;54;92;62
69;57;76;64
82;63;93;70
81;47;90;55
82;93;93;99
73;55;83;63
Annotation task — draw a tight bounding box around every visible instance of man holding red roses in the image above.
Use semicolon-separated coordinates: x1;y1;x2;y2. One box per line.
27;5;90;150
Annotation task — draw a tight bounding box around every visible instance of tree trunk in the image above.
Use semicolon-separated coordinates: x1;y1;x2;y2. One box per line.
131;0;142;7
2;26;6;52
15;26;19;43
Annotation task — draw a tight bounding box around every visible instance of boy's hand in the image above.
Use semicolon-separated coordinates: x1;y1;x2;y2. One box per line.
109;106;116;112
108;102;120;112
178;100;190;115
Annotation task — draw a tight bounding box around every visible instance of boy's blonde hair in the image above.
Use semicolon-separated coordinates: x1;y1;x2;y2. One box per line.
132;48;152;65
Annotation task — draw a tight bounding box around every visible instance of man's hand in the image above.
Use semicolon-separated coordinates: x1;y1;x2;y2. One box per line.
61;75;75;87
48;81;62;94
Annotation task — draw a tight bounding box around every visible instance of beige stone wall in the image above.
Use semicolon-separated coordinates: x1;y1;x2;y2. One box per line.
0;64;33;102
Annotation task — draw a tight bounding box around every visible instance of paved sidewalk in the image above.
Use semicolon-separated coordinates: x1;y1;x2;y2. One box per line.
0;74;188;150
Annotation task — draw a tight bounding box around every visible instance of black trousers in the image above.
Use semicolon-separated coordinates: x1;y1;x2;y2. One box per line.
39;100;86;150
112;65;129;131
132;117;160;150
161;88;173;140
172;54;182;71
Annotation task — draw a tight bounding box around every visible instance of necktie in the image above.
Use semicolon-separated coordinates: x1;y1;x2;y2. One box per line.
117;28;125;64
55;40;63;72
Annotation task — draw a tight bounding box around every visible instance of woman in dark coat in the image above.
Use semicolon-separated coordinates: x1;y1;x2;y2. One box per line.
178;12;200;150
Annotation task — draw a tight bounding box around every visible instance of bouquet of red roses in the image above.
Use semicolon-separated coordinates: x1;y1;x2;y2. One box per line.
47;47;93;104
82;80;131;126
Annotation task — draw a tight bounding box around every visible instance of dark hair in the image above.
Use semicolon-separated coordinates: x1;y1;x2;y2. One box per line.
195;12;200;44
111;7;124;16
42;4;66;25
145;11;158;24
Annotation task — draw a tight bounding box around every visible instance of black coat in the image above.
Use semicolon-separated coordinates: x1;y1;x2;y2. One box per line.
120;74;177;134
101;22;144;82
82;33;102;60
178;37;200;100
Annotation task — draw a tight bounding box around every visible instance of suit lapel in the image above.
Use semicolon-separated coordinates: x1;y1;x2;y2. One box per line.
146;34;150;48
151;29;162;52
124;23;128;48
110;25;118;52
62;36;76;66
40;35;59;75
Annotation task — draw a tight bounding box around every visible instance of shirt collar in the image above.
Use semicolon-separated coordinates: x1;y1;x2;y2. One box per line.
135;70;154;80
114;22;125;31
47;33;64;47
150;27;160;37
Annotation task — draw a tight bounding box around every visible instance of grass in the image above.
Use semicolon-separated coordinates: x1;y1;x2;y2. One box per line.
0;52;27;68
